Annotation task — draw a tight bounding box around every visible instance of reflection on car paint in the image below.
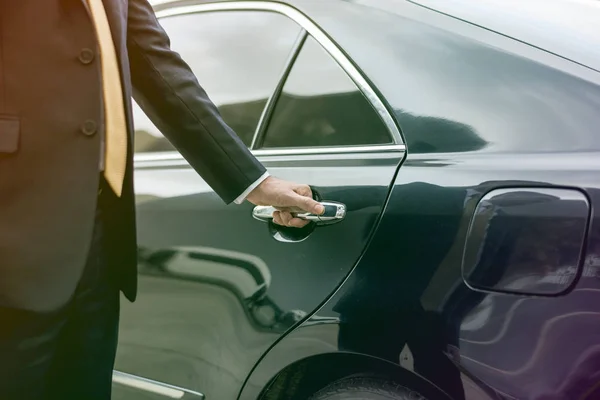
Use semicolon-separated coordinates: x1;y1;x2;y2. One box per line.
122;1;600;400
137;246;307;333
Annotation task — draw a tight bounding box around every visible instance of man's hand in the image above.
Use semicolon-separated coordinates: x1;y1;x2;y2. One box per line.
246;176;325;228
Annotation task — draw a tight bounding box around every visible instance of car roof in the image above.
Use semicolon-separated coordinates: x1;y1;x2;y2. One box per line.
152;0;600;73
395;0;600;72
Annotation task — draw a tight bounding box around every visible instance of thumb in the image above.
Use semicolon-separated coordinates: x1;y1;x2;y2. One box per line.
294;194;324;215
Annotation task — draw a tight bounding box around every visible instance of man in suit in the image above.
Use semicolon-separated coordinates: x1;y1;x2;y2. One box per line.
0;0;322;398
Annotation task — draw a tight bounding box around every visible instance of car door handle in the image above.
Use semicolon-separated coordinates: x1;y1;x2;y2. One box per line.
252;201;346;225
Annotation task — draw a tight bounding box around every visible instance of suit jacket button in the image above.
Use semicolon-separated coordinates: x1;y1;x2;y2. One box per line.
81;120;98;136
79;48;95;65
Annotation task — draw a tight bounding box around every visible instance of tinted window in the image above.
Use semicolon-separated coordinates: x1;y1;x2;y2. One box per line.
133;11;301;153
261;36;391;148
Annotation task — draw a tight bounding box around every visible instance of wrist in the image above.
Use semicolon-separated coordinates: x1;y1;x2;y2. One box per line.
246;175;272;203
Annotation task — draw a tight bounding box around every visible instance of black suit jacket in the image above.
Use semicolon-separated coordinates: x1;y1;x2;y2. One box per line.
0;0;266;311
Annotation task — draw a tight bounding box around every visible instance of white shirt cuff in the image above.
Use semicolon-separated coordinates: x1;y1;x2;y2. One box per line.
233;172;270;204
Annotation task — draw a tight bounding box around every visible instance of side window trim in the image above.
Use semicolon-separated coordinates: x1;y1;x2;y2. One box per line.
250;30;308;149
136;1;402;164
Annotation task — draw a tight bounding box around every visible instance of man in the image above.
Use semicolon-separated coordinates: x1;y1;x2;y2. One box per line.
0;0;322;398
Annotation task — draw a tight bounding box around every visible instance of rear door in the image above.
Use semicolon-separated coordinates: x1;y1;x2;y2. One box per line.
113;2;405;399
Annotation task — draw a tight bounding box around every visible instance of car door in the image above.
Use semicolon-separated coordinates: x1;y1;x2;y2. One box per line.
113;2;405;400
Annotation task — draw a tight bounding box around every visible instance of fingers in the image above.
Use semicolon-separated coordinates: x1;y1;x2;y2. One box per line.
295;193;324;215
293;184;324;215
268;181;324;229
272;211;310;228
273;211;283;226
289;218;310;228
293;183;313;197
276;210;292;226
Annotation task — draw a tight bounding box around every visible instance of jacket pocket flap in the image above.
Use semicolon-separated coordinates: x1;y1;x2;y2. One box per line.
0;115;20;153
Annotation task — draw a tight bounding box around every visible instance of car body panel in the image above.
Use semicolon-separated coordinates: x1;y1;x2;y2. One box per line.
240;1;600;400
408;0;600;72
242;154;600;400
117;151;403;399
123;1;600;399
115;2;406;398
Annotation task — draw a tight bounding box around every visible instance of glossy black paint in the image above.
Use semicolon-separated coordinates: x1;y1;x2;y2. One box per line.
463;188;590;296
118;0;600;399
241;1;600;399
117;152;401;398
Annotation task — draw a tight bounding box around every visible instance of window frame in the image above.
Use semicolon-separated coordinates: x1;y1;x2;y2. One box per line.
135;0;404;164
255;32;395;150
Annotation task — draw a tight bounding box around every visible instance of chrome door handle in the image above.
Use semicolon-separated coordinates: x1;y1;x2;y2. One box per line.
252;201;346;226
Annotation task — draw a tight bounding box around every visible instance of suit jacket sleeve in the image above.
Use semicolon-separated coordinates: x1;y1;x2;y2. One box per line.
126;0;267;204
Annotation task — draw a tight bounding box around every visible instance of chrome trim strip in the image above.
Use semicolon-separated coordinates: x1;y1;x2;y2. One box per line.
153;1;403;144
135;151;187;162
112;371;205;399
250;30;308;149
134;144;406;165
252;144;405;157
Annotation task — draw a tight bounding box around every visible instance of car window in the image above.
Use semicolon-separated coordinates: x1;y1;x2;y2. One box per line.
260;35;392;149
133;10;302;153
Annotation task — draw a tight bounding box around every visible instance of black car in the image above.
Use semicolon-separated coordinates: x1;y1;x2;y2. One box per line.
114;0;600;399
